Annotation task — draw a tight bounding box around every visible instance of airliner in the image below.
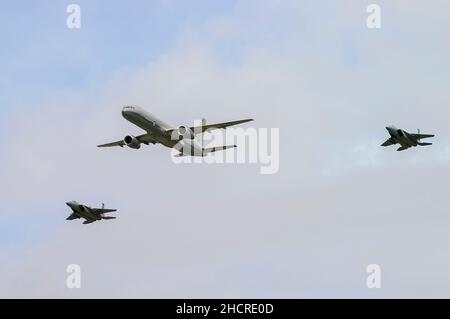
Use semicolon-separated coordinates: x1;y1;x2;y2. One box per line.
98;105;253;156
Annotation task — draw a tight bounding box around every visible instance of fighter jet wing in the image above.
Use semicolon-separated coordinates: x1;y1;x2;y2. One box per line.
397;145;409;151
410;133;435;139
94;208;117;214
97;134;157;148
381;138;396;147
191;119;253;133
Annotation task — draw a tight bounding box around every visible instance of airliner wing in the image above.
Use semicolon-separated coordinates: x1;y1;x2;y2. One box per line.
191;119;253;133
97;140;125;148
203;145;237;154
165;119;253;136
97;134;156;148
174;144;237;157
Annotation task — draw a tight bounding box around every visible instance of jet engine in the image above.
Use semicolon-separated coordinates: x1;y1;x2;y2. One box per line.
176;126;195;140
124;135;141;149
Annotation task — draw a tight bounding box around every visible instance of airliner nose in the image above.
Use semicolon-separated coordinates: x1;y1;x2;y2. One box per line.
122;106;135;118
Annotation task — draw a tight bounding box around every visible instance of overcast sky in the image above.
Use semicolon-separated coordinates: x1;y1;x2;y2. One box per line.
1;0;450;298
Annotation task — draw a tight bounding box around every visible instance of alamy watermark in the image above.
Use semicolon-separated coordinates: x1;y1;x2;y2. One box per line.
367;4;381;29
66;4;81;29
169;120;279;175
66;264;81;289
366;264;381;289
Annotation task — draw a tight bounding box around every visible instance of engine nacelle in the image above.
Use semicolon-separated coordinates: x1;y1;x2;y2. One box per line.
177;126;195;140
124;135;141;149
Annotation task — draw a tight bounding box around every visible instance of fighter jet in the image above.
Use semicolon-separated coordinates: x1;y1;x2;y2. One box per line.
98;105;253;156
381;125;434;151
66;201;117;225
